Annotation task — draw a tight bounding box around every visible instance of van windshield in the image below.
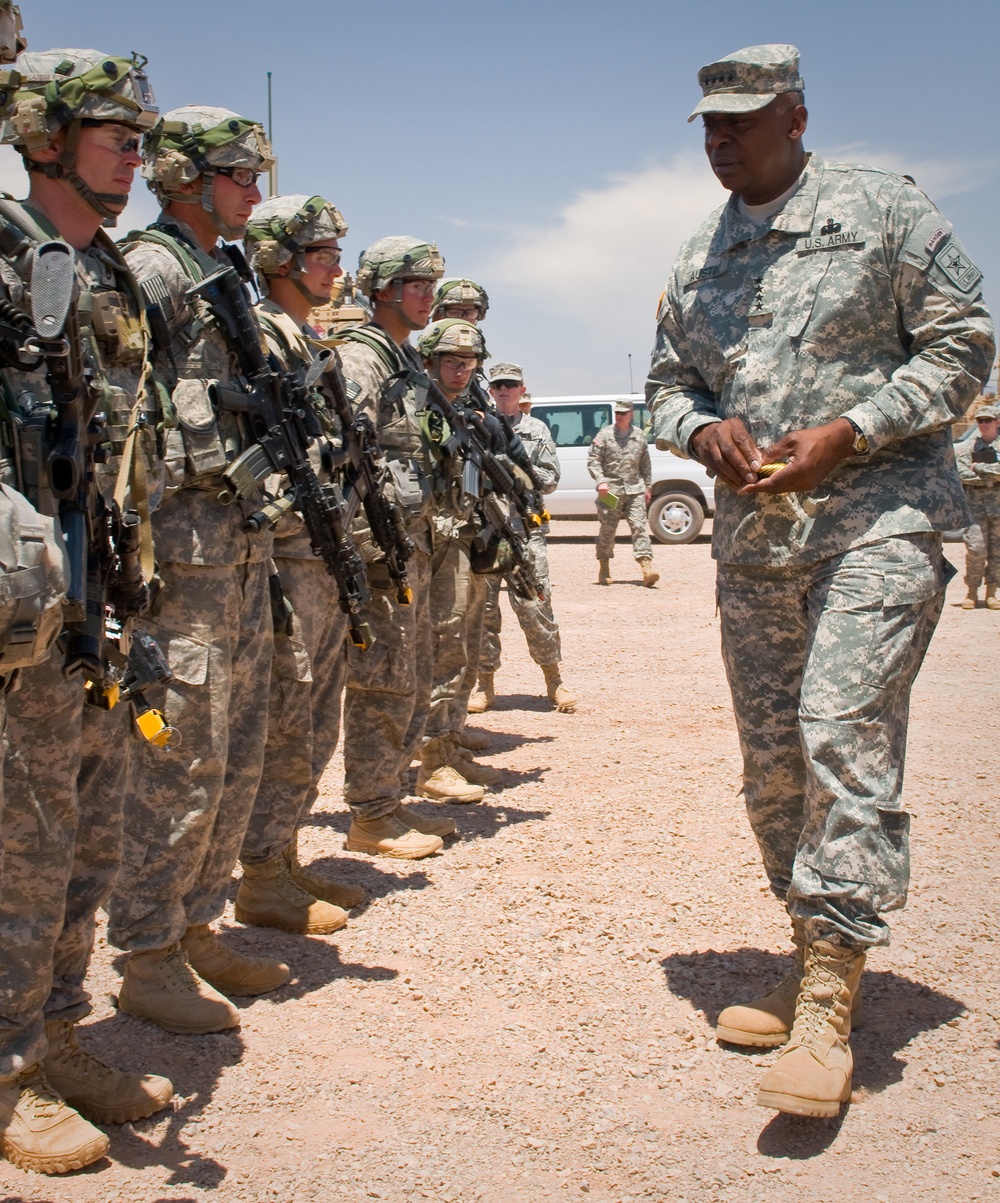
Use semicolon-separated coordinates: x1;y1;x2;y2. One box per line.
532;401;654;446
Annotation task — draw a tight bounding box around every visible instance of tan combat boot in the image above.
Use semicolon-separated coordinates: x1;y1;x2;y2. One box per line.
986;585;1000;611
639;558;659;588
235;856;348;935
961;585;978;609
757;939;866;1117
118;944;240;1034
43;1020;173;1126
0;1065;108;1175
417;737;485;803
541;662;577;713
467;672;496;713
597;558;611;585
456;727;490;752
284;836;366;909
397;801;458;838
181;925;289;997
716;926;863;1048
448;738;500;786
346;809;443;859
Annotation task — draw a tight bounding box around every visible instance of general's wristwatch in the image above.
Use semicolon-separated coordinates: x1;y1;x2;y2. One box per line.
843;417;870;456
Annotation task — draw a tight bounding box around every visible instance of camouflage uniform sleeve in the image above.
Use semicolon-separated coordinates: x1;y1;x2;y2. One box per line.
839;180;995;454
639;437;652;488
529;419;561;492
123;241;195;339
954;435;977;483
587;428;606;484
336;340;384;426
645;268;722;458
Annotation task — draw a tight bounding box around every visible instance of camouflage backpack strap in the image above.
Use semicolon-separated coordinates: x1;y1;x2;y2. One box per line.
257;307;310;370
334;323;405;375
121;222;218;284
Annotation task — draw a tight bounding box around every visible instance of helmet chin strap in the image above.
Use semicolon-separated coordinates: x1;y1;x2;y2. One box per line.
387;279;424;332
288;253;330;307
24;118;125;224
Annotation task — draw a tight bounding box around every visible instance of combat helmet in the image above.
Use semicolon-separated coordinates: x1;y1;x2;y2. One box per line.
142;104;274;240
432;277;489;322
417;318;487;364
2;47;157;221
245;193;346;302
356;235;443;298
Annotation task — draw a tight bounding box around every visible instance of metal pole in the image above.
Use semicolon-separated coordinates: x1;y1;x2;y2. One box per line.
267;71;278;196
628;353;634;394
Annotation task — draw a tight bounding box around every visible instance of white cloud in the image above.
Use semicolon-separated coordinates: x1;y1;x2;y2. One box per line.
818;143;991;199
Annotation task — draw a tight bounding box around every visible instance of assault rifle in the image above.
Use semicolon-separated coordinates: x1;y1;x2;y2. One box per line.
469;373;550;525
27;240;148;680
311;348;414;607
187;265;375;650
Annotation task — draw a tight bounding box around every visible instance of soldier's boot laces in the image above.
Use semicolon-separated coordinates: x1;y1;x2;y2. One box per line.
961;585;978;610
284;835;366;909
397;800;458;838
639;558;659;588
42;1020;174;1126
757;939;866;1118
467;672;496;713
417;738;485;803
447;737;500;786
0;1065;108;1176
118;944;240;1035
181;924;289;997
456;727;490;752
986;584;1000;611
346;809;444;860
597;558;612;586
235;856;348;936
542;662;577;713
716;925;863;1048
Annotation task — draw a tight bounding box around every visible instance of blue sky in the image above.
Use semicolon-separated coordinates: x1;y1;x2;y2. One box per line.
8;0;998;395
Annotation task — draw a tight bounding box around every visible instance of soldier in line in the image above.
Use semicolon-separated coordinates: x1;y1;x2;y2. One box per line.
588;398;659;587
469;362;576;714
957;403;1000;610
336;238;458;859
108;107;287;1035
648;44;993;1118
235;194;366;934
0;47;173;1174
415;318;497;804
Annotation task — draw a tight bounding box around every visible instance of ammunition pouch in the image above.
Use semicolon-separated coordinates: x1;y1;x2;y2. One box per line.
0;482;69;671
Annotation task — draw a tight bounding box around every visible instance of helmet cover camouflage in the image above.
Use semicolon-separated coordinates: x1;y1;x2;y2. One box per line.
417;317;487;362
245;192;347;275
432;277;489;320
355;235;444;298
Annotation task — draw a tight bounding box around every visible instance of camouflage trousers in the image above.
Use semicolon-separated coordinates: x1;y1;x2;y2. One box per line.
342;544;432;820
962;497;1000;587
595;493;652;561
425;533;486;742
108;560;273;951
0;647;130;1080
479;532;561;672
717;534;950;950
241;557;348;864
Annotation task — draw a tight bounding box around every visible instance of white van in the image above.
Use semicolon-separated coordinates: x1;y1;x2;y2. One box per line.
527;394;716;544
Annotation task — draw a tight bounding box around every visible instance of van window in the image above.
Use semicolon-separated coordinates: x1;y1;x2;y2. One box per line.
532;403;610;448
634;403;654;443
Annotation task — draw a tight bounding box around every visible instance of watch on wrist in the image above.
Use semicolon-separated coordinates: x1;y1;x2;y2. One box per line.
844;418;870;456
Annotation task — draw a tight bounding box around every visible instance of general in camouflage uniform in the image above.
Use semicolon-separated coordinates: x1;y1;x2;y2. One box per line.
648;45;994;1118
587;398;658;586
108;106;287;1037
235;193;366;933
336;236;457;859
471;362;576;713
956;404;1000;609
0;46;174;1176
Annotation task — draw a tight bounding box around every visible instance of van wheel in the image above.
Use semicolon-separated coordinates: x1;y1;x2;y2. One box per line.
648;492;704;545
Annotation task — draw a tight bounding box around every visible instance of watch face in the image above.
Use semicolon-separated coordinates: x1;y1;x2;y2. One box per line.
855;433;869;454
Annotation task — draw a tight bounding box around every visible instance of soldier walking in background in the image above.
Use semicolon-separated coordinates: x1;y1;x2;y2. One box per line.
648;43;993;1118
588;398;658;587
957;403;1000;610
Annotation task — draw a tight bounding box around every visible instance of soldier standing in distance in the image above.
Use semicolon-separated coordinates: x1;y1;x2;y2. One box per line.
469;362;576;714
234;194;366;934
647;44;993;1117
956;403;1000;609
0;46;173;1174
109;107;288;1035
588;398;658;587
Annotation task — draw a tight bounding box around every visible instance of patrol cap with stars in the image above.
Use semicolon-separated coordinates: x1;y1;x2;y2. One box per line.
489;362;523;384
613;398;634;413
688;44;804;123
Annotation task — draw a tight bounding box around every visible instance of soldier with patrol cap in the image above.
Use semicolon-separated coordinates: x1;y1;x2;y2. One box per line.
0;45;174;1174
648;43;993;1118
470;361;575;713
956;403;1000;609
108;106;288;1035
336;237;458;859
588;398;658;587
235;193;366;934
